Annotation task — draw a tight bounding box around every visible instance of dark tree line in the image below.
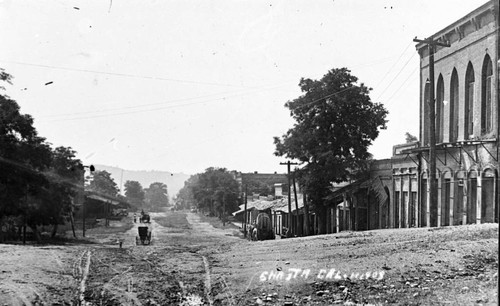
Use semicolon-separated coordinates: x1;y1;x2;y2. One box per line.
175;167;239;218
123;180;170;212
0;69;140;242
0;69;87;241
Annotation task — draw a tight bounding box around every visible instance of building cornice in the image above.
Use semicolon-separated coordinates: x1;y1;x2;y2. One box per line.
416;1;495;52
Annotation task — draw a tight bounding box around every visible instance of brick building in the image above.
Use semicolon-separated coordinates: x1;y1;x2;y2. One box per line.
237;2;498;236
401;0;499;228
234;171;288;198
334;1;499;233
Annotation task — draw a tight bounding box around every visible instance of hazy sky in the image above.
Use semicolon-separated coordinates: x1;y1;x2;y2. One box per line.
0;0;489;175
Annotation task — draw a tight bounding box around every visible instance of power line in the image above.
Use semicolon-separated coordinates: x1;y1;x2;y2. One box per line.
293;86;356;110
3;49;424;123
41;84;288;119
384;66;419;106
0;59;251;88
376;52;417;101
285;50;419;111
374;41;413;89
45;84;288;122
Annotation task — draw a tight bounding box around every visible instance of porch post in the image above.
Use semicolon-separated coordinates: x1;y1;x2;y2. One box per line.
437;176;442;227
449;180;455;225
426;176;431;227
463;180;468;225
477;173;482;224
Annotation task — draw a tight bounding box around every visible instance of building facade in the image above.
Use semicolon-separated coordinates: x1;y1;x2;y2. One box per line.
409;0;499;227
336;1;499;233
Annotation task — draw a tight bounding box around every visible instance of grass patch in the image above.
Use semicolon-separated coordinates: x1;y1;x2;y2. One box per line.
154;211;191;229
86;219;135;235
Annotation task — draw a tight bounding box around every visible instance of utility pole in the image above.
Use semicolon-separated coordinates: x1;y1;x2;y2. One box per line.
80;164;95;237
292;170;300;236
280;161;298;236
413;36;450;227
244;185;248;238
80;167;86;237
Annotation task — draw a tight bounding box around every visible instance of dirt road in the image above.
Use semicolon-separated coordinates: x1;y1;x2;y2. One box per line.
78;211;242;305
216;223;498;305
0;211;240;305
0;211;497;305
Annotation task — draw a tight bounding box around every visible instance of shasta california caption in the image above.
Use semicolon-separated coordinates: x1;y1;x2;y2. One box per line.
260;268;385;282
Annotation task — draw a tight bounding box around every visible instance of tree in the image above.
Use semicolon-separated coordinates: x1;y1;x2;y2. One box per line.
177;168;240;218
88;170;119;197
176;175;198;210
0;70;53;239
28;146;82;238
144;182;169;212
245;178;273;196
197;168;239;217
0;70;87;241
405;132;418;143
124;180;145;210
274;68;388;234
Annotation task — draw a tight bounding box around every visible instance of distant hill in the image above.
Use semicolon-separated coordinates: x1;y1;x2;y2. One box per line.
93;165;190;201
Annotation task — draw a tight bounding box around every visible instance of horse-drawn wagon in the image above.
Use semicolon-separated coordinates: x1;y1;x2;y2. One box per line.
139;210;150;223
136;226;152;245
249;212;275;241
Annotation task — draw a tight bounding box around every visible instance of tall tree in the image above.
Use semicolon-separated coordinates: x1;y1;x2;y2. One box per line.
176;175;198;210
0;70;52;220
0;70;84;241
42;146;82;237
21;146;83;240
274;68;388;234
124;180;145;210
144;182;169;211
177;168;239;217
88;170;119;197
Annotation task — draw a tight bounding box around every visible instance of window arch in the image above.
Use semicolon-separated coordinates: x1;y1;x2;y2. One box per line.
481;168;497;223
481;54;493;134
436;74;444;143
423;82;430;145
449;69;459;142
465;62;475;139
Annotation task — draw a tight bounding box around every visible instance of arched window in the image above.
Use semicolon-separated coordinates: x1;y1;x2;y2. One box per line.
423;83;430;145
436;75;444;143
465;62;475;139
449;69;459;142
481;55;493;134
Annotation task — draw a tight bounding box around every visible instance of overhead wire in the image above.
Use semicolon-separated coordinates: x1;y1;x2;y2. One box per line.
44;83;291;122
384;66;419;106
375;51;417;101
41;82;292;119
281;45;419;111
0;59;253;89
2;44;425;165
373;41;413;89
3;47;421;122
